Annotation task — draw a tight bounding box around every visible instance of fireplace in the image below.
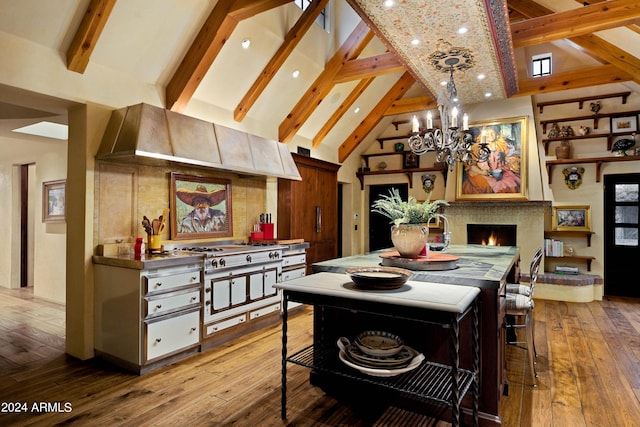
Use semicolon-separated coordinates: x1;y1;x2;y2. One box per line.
467;224;517;246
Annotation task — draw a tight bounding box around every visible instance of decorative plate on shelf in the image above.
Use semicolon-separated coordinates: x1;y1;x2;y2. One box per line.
355;330;404;357
346;266;412;290
337;337;425;377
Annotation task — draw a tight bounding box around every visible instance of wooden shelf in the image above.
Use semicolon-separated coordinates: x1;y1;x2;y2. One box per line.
536;91;630;114
355;165;447;190
374;135;411;149
545;255;595;271
539;109;640;133
542;131;637;154
544;230;594;246
545;155;640;183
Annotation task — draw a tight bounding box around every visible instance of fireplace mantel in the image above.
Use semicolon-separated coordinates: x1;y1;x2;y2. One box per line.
446;200;551;209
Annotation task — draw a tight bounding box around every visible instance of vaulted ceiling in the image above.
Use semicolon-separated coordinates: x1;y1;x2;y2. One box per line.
1;0;640;164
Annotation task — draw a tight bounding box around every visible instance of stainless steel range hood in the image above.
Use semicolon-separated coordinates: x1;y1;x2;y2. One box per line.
96;103;301;180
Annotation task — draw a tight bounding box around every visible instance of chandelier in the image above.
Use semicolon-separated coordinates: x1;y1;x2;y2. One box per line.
408;41;488;171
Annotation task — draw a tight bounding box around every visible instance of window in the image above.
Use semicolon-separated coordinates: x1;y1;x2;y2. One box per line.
294;0;327;30
532;54;552;78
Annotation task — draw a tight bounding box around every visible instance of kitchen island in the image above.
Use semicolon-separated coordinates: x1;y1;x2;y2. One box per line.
310;245;520;426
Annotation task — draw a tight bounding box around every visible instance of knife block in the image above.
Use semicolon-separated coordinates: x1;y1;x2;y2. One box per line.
260;223;274;240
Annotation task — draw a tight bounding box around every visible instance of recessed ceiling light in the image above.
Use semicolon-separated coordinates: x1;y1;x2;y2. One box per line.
411;38;420;46
485;92;492;98
292;69;300;78
477;74;486;80
382;0;395;8
241;39;251;49
354;107;360;113
458;26;469;35
440;81;448;86
12;121;68;140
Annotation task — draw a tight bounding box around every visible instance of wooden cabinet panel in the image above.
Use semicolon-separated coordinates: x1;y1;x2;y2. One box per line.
278;154;340;272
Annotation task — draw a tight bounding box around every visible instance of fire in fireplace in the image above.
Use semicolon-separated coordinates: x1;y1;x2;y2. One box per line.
467;224;517;246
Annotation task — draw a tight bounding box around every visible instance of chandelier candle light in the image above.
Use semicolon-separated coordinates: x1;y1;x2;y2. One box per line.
408;40;488;171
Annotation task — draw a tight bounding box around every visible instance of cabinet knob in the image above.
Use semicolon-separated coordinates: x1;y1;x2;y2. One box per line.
155;304;162;309
191;276;197;281
155;282;162;287
190;296;197;302
155;338;162;343
190;327;197;332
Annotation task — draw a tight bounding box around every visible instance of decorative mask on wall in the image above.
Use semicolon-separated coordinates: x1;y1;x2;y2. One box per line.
421;174;436;193
562;166;584;190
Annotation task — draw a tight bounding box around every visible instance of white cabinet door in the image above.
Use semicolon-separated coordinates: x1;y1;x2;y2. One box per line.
249;271;263;300
264;268;278;296
231;276;247;306
213;278;231;310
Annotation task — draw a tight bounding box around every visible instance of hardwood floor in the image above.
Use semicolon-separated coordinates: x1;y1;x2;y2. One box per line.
1;286;639;426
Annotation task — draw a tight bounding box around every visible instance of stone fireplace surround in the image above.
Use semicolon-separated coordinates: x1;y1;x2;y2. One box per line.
443;201;550;272
443;200;602;302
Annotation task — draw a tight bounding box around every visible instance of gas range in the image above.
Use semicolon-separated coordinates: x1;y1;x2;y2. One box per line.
164;241;284;273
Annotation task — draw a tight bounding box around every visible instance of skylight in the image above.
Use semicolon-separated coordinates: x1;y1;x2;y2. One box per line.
12;121;68;140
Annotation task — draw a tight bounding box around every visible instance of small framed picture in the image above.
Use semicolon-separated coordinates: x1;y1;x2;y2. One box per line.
610;115;638;134
403;152;419;169
42;179;66;223
552;205;591;232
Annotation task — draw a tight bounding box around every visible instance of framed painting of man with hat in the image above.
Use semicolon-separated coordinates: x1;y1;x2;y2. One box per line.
170;173;233;239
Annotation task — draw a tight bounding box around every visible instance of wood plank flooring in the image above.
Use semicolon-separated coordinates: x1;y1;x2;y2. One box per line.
1;286;639;426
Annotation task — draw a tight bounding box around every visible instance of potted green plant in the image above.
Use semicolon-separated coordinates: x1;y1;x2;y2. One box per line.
372;188;448;258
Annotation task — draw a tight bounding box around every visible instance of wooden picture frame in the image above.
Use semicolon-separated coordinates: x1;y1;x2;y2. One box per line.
552;205;591;232
42;179;66;223
456;116;527;200
610;115;638;134
403;151;419;169
170;173;233;240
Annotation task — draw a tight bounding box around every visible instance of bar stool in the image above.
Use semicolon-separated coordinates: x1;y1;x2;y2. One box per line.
505;247;543;386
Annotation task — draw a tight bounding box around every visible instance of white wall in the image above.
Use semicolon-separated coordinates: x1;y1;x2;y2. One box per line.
0;135;67;302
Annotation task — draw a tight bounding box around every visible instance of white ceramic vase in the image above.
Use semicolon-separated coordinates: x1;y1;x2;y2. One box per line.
391;224;429;258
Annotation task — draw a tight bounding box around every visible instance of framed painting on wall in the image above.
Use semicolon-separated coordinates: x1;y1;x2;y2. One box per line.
552;205;591;232
170;173;233;240
610;115;638;134
456;116;527;200
42;179;66;223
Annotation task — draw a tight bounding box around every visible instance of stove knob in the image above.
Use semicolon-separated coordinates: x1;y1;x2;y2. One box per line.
246;254;252;263
219;258;226;267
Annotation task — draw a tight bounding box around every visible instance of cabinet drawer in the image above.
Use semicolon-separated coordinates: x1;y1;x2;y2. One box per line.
144;269;201;294
144;289;200;318
145;309;200;362
282;254;306;268
281;268;306;282
204;314;247;337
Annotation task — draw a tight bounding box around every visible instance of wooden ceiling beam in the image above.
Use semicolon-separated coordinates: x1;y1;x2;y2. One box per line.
511;0;640;48
508;0;640;84
384;96;436;116
338;72;415;163
515;64;633;97
278;20;374;143
312;77;374;148
166;0;290;112
332;52;404;84
234;0;329;122
66;0;117;73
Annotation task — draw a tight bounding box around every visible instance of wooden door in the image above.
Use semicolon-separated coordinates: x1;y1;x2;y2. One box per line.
604;173;640;297
278;154;340;272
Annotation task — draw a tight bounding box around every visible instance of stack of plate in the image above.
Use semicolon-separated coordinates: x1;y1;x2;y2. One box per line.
337;331;424;377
